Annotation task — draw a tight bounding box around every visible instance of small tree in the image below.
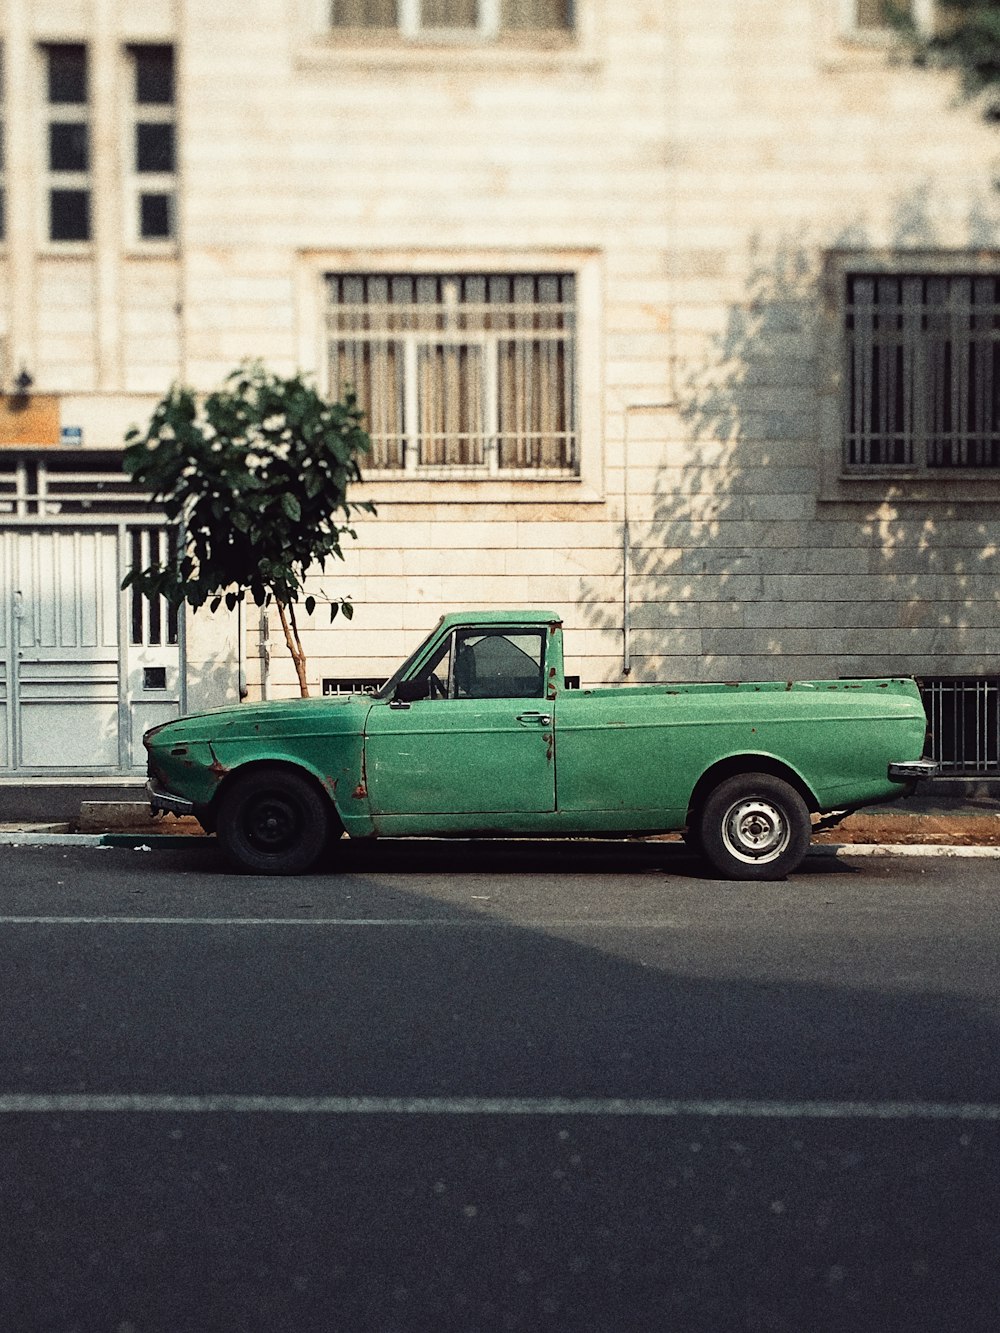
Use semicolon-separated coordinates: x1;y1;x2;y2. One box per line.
122;362;375;697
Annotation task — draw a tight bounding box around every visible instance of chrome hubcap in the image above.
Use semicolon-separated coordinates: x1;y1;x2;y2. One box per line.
721;798;789;864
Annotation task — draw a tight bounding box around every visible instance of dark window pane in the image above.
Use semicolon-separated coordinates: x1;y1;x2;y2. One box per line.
47;45;87;104
134;45;174;104
422;0;477;26
136;122;175;173
501;0;572;28
855;0;912;26
140;192;173;239
50;189;90;241
49;122;89;172
331;0;396;25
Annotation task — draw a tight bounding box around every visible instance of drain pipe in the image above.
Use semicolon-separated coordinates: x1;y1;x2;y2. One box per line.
237;598;248;700
259;605;270;700
622;406;632;676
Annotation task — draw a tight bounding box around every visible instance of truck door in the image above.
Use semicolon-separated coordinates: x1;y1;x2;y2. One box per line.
364;626;555;817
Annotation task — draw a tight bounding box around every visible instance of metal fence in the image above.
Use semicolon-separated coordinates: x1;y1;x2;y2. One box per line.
918;677;1000;775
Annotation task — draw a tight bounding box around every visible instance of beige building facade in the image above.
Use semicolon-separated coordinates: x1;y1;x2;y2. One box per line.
0;0;998;778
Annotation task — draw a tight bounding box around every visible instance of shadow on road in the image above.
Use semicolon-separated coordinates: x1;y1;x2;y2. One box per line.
0;844;996;1332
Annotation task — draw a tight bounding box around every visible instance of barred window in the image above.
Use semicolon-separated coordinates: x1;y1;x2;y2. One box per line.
327;273;577;475
330;0;572;37
919;677;1000;775
844;273;1000;471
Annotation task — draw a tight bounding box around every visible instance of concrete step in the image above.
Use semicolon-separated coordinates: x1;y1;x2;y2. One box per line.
76;801;204;836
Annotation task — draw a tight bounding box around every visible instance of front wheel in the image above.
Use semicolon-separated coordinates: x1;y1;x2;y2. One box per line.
697;772;811;881
216;768;331;875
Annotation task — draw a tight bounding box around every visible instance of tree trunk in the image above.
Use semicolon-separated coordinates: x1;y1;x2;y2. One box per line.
276;600;310;698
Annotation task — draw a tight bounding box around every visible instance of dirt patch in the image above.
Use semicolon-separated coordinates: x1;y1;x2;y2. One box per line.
812;812;1000;847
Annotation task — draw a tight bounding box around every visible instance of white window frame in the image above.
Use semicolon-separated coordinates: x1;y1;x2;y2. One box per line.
329;0;572;41
326;272;578;477
296;248;603;502
820;251;1000;503
41;43;91;248
125;44;176;248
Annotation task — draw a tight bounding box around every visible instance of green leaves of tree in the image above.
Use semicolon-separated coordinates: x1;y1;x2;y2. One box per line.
121;361;376;693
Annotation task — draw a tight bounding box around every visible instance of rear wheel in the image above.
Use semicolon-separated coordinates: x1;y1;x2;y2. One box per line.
697;772;811;881
217;768;331;875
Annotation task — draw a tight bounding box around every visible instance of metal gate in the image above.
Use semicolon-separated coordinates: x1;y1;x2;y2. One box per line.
0;457;182;774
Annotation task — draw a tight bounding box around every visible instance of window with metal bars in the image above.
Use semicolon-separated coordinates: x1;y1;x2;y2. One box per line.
844;273;1000;471
919;677;1000;775
330;0;572;37
327;273;578;475
129;528;179;647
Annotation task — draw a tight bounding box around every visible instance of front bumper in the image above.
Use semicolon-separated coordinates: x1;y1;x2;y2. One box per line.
888;758;941;782
147;778;196;817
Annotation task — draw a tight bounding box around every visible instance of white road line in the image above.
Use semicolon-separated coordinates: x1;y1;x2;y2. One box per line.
0;915;689;928
0;1094;999;1121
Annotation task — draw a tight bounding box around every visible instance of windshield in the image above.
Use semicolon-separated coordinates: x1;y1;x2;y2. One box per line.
374;621;442;701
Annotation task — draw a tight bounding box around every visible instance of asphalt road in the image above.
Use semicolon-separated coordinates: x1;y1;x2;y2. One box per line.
1;841;998;1332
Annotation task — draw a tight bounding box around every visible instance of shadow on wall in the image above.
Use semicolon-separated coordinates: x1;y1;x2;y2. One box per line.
580;194;1000;684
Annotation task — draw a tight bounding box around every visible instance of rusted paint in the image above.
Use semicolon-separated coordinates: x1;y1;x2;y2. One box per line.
207;742;228;781
352;750;368;799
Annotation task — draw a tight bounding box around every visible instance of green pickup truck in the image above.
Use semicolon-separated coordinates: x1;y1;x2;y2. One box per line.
146;609;936;880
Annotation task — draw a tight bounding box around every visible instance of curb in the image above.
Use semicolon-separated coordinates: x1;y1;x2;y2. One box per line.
0;833;210;850
0;832;999;859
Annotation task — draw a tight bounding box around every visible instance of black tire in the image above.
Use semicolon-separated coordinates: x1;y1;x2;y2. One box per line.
697;772;811;881
216;767;331;875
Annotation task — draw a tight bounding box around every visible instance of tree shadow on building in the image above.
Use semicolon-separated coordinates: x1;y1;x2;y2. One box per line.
579;198;1000;692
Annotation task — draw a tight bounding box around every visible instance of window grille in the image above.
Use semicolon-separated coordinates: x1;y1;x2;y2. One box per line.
322;677;383;696
844;273;1000;471
322;674;581;694
330;0;572;36
327;273;577;475
129;527;179;648
0;457;161;517
918;677;1000;775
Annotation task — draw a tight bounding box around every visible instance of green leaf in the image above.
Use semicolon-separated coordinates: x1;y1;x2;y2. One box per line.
281;493;302;522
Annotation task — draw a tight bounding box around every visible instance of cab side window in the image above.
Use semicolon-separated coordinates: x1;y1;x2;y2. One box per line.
453;630;545;699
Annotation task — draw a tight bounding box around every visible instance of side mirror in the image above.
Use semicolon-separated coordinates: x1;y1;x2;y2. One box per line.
395;676;430;703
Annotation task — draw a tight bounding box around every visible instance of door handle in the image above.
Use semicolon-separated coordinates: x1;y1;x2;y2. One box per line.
516;711;552;726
